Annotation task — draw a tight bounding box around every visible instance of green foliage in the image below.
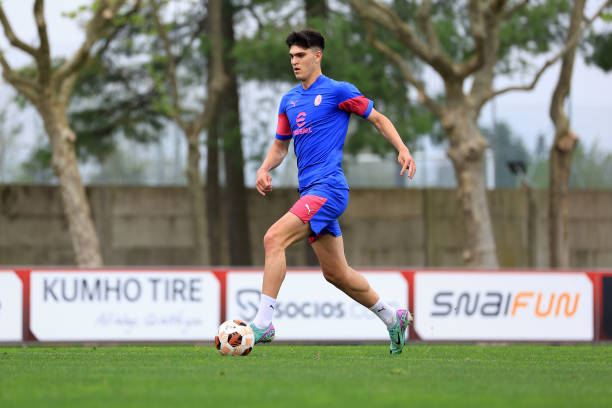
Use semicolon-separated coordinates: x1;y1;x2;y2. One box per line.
67;0;210;163
0;105;23;182
528;138;612;190
569;142;612;189
61;4;90;19
481;121;531;188
585;31;612;72
69;53;166;162
497;0;572;73
361;0;574;74
16;141;56;184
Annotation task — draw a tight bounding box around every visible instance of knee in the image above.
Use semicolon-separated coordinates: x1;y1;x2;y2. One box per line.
322;266;345;286
263;227;283;253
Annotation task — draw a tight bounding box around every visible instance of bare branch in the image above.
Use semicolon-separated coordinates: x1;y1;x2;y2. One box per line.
485;0;611;102
457;0;487;79
33;0;50;55
53;0;131;88
33;0;51;84
417;0;439;51
550;0;585;132
504;0;529;19
0;51;39;102
350;0;434;67
0;4;38;57
151;0;186;131
365;23;443;118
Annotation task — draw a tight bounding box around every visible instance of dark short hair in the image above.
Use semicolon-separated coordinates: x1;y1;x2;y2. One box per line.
285;30;325;51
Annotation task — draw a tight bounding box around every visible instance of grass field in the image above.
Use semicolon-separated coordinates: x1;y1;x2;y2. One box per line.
1;344;611;408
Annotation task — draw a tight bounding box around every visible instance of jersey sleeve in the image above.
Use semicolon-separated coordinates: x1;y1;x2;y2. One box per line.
275;95;292;140
336;82;374;119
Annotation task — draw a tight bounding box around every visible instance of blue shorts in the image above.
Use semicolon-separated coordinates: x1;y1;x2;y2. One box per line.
289;185;349;243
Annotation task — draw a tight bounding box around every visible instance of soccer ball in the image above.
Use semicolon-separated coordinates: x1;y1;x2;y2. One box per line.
215;319;255;356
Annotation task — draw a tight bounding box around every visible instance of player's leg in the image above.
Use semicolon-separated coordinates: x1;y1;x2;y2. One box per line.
250;211;310;343
262;211;310;298
311;234;412;354
310;234;379;307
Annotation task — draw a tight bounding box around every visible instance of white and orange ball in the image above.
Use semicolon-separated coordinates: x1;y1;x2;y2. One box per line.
215;319;255;356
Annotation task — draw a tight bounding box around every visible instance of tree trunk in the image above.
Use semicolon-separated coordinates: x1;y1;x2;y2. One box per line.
206;115;222;266
186;128;209;265
221;77;252;266
548;0;585;268
549;144;573;267
39;99;103;267
446;100;498;268
220;2;251;266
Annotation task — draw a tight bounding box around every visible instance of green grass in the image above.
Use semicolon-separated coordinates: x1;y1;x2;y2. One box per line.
1;344;611;408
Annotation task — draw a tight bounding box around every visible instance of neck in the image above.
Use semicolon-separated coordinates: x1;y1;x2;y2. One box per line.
301;70;322;90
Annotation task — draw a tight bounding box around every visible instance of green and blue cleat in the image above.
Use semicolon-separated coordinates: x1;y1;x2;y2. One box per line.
388;309;413;355
249;322;275;344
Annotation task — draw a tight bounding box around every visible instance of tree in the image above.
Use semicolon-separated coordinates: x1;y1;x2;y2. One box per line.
215;1;252;266
548;0;587;268
0;0;133;266
150;0;226;265
349;0;609;267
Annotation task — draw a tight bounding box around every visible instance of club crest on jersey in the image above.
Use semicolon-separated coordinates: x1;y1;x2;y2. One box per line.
314;94;322;106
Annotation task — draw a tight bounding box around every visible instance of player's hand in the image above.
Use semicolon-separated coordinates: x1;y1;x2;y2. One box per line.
398;148;416;179
256;168;273;196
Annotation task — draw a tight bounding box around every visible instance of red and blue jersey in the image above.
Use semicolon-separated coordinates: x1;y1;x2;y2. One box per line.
275;74;373;192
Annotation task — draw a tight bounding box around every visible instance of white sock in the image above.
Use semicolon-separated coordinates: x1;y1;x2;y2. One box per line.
369;299;397;328
253;294;276;329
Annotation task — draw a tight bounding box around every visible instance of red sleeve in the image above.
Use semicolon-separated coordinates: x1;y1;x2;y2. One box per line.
275;113;292;140
338;95;373;118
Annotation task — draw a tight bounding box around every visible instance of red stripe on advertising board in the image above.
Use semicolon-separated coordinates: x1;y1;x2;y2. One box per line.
14;269;37;342
212;270;228;324
400;270;418;341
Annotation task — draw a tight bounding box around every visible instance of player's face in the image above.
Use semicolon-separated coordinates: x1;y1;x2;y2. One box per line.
289;45;321;81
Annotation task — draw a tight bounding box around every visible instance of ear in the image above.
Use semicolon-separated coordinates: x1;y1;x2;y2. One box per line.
314;49;322;63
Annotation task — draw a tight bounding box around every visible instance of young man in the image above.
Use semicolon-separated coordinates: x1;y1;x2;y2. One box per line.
250;30;416;354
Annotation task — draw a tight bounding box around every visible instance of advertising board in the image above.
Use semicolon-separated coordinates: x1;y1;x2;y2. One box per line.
0;271;23;342
414;272;593;341
226;271;408;340
30;270;220;341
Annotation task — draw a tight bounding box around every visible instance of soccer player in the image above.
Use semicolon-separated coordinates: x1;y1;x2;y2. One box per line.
249;29;416;354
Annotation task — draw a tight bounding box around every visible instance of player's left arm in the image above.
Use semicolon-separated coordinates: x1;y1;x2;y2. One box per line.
366;108;416;179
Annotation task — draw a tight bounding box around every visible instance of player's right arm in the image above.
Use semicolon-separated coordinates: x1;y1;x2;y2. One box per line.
257;95;293;196
256;139;291;196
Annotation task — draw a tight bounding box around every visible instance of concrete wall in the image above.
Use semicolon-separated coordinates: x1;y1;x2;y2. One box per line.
1;184;611;268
